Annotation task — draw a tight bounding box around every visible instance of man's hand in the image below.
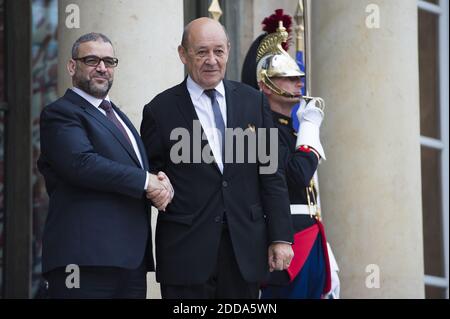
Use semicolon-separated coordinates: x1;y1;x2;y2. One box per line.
296;98;326;160
146;172;174;211
268;242;294;272
296;98;324;128
157;171;174;199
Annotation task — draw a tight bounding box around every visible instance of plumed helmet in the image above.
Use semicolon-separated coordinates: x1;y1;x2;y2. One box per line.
241;9;295;89
256;52;304;83
256;21;304;97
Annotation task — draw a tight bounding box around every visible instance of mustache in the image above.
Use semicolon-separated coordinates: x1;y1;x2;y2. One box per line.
92;71;110;79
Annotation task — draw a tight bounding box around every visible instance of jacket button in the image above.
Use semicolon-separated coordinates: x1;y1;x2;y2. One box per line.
214;216;222;223
222;181;228;187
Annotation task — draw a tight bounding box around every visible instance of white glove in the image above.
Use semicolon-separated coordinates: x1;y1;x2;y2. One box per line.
323;242;340;299
296;98;326;160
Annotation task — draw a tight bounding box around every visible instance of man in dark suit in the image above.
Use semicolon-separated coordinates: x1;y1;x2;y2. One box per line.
38;32;173;298
140;18;294;299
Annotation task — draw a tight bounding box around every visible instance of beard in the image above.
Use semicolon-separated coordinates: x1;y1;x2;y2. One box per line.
74;72;113;99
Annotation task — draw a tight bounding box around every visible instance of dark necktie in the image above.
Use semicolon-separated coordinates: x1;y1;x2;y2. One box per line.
204;89;225;160
99;100;133;146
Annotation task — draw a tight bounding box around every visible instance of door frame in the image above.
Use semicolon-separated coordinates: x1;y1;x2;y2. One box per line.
3;0;32;298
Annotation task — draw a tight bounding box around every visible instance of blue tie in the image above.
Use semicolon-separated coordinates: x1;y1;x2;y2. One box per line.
204;89;225;160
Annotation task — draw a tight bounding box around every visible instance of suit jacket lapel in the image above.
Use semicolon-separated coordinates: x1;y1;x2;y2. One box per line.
223;80;239;176
224;80;238;130
64;89;142;168
112;104;148;169
174;79;200;131
114;106;149;171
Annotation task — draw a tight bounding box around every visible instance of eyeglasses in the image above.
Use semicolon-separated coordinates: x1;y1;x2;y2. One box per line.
73;55;119;68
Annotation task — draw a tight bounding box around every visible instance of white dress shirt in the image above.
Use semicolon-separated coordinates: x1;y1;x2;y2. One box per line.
71;87;148;189
186;76;227;173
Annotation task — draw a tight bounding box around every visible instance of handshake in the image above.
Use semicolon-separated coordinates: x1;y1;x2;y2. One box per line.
146;172;174;211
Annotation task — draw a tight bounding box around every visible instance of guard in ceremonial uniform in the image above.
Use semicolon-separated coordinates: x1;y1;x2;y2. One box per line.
256;22;333;299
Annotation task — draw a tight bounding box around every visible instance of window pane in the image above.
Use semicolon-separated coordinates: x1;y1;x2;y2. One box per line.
31;0;57;298
423;0;439;5
421;146;445;277
0;0;4;102
0;0;5;298
418;9;440;139
425;285;447;299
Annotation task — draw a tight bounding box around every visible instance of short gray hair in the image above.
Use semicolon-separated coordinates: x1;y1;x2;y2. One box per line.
71;32;113;58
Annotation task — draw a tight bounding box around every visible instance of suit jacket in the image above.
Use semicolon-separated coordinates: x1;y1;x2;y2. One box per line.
38;89;154;274
140;79;293;285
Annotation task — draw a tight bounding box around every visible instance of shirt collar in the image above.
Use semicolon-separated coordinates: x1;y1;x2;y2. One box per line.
186;76;225;101
71;87;111;108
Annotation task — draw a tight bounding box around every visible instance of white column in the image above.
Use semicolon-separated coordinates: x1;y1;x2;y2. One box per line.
57;0;184;299
311;0;425;298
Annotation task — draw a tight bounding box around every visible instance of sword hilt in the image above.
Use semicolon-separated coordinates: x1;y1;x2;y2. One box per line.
301;96;325;111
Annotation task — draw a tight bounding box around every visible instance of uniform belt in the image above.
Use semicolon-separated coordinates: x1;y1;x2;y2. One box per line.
290;204;317;216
